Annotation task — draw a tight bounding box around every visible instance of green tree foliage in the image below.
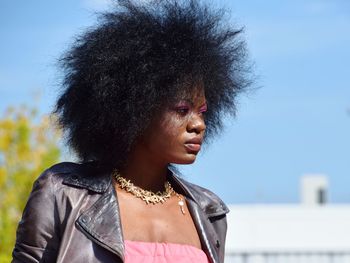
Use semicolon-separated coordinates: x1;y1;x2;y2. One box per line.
0;106;61;261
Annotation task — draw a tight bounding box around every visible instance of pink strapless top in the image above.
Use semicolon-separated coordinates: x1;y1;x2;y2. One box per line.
124;240;210;263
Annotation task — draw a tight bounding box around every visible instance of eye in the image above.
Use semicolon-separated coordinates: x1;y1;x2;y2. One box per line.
175;107;190;115
199;104;207;114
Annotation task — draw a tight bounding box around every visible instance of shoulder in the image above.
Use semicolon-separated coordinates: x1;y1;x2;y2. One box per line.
37;162;84;181
44;161;85;174
33;162;81;190
171;174;229;217
35;162;111;193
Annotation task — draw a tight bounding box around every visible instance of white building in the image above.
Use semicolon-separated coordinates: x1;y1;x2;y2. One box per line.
224;175;350;263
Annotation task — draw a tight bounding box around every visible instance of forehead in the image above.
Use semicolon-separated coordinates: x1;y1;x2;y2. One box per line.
174;86;206;103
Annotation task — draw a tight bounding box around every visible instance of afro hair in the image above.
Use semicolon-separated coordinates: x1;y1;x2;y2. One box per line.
54;0;251;171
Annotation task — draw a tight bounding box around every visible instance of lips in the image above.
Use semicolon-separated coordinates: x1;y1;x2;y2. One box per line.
184;137;203;152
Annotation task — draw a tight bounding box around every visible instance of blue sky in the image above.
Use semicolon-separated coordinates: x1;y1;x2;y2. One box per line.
1;0;349;204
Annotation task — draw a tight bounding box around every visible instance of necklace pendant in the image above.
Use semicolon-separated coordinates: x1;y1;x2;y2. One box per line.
178;200;186;215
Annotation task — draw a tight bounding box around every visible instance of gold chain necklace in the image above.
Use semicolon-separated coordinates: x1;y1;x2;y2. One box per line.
113;171;186;215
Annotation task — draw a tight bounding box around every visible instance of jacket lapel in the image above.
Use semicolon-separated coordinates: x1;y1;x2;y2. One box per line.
62;163;124;259
62;163;226;263
169;173;225;263
76;184;125;261
186;198;220;263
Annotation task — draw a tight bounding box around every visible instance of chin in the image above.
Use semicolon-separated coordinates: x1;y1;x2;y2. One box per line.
173;154;198;165
182;159;196;165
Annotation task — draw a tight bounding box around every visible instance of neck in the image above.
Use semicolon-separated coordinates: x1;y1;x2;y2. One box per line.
119;146;169;193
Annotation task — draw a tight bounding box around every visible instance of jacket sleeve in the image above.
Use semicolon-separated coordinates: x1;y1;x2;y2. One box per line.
12;170;60;262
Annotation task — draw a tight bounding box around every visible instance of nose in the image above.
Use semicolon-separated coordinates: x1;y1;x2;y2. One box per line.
187;114;206;134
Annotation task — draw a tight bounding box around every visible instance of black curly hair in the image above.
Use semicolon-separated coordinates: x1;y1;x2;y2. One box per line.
54;0;251;171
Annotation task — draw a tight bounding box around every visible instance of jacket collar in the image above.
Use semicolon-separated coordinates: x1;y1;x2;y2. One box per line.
61;162;229;218
168;170;229;217
58;162;111;193
59;162;227;263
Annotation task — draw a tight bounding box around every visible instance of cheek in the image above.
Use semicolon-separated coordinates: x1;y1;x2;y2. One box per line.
159;115;187;141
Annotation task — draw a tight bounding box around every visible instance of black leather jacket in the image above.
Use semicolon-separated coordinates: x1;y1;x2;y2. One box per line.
12;162;229;263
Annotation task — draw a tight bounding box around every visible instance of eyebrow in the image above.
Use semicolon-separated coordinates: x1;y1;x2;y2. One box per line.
175;99;207;106
174;99;193;107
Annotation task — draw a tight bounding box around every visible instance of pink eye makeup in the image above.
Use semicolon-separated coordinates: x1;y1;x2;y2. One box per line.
174;105;190;110
172;100;207;114
174;101;190;108
199;103;207;113
173;101;191;113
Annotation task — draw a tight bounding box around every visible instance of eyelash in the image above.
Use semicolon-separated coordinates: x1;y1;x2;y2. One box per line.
174;107;207;116
199;107;207;114
175;107;190;114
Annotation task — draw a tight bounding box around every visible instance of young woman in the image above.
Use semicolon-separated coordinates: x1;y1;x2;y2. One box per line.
12;1;250;262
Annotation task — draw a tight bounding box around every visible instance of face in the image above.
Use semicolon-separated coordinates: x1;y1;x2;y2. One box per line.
138;89;207;165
